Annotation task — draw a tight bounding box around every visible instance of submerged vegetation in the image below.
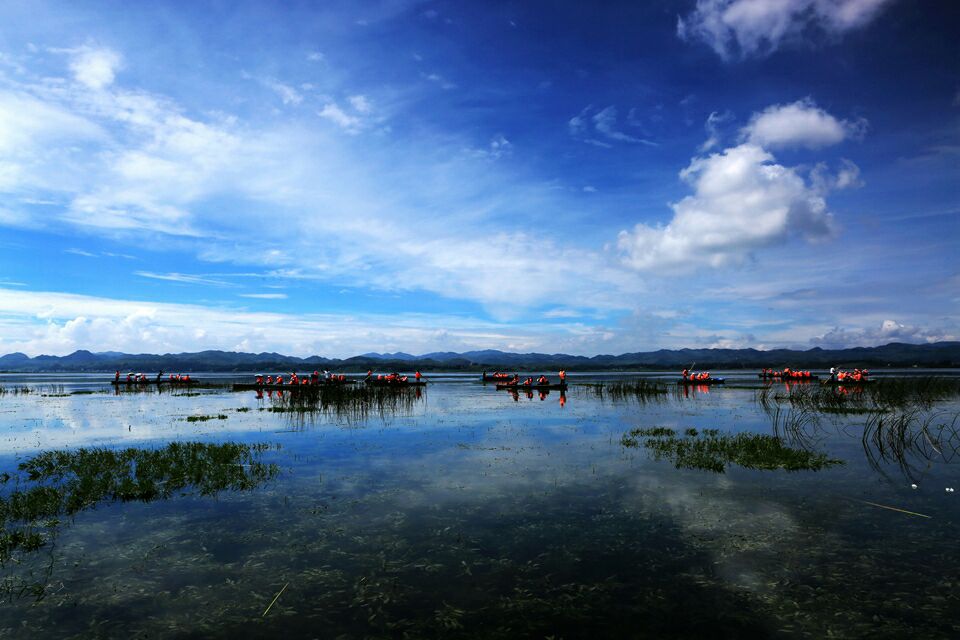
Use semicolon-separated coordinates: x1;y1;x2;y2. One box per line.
0;441;278;580
621;427;842;473
186;413;229;422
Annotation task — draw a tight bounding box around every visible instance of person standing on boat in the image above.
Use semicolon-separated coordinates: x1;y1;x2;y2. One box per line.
559;369;566;384
682;369;689;381
415;370;422;382
115;371;120;383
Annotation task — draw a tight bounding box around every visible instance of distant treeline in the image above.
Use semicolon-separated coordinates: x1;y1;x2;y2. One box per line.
1;342;958;372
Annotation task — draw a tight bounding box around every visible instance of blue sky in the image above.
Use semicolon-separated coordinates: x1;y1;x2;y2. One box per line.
0;0;957;357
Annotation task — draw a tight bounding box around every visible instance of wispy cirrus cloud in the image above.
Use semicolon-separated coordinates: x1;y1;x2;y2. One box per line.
135;271;234;287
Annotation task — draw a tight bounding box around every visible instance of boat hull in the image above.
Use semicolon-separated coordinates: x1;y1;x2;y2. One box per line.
678;378;725;385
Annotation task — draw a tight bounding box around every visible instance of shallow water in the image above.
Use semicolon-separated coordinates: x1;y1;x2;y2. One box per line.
1;372;958;638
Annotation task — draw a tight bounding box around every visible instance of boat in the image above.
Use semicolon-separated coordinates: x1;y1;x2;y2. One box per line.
495;382;568;391
678;377;725;385
111;378;195;385
482;373;517;382
759;374;819;381
232;380;356;391
821;378;874;386
364;379;427;387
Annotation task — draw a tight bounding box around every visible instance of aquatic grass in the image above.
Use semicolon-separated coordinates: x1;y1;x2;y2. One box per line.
756;376;960;415
588;379;668;403
0;442;278;568
185;414;228;422
621;427;841;473
268;383;424;424
861;410;960;483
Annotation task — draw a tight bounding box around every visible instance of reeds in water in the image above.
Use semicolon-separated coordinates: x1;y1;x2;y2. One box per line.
588;379;668;403
756;376;960;414
861;410;960;483
268;383;424;423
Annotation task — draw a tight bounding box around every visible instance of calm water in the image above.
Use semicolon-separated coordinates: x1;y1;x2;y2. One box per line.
1;371;958;638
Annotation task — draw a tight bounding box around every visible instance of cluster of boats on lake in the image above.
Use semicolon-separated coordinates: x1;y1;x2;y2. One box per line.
106;366;877;393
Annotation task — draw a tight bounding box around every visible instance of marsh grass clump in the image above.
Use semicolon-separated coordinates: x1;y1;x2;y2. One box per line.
589;379;668;403
0;442;278;567
269;383;423;423
861;410;960;482
186;414;228;422
757;377;960;415
621;427;840;473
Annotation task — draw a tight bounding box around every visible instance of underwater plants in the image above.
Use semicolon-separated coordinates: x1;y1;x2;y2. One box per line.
620;427;842;473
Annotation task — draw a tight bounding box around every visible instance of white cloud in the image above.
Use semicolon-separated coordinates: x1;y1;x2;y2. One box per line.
570;105;657;147
811;319;957;348
678;0;892;59
239;293;288;299
700;110;733;152
593;106;656;145
135;271;233;286
0;288;609;357
65;248;98;257
617;143;837;270
742;99;865;149
349;95;372;113
68;46;122;89
318;102;362;132
265;79;303;105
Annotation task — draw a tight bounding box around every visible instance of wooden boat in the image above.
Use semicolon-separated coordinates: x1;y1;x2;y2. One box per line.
759;374;819;381
232;380;356;391
495;382;567;391
111;378;195;385
482;373;516;382
821;378;874;386
364;379;427;387
678;377;725;385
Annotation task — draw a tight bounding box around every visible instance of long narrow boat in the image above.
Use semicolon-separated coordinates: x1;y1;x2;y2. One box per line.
821;378;875;386
678;377;725;385
482;373;517;382
759;374;820;381
364;379;427;387
110;379;196;386
232;380;356;391
495;382;568;391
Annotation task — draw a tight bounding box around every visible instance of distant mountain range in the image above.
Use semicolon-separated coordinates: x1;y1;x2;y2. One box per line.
1;342;958;372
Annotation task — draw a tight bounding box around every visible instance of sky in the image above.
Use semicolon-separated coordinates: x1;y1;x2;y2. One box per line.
0;0;957;357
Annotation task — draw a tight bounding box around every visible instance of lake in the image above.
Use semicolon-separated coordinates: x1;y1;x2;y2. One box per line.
1;371;958;638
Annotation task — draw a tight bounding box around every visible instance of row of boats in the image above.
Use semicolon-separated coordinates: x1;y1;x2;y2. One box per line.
109;367;876;391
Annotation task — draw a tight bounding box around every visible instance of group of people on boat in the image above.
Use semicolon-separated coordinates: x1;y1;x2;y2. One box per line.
115;370;189;383
254;370;348;386
363;370;423;384
484;371;516;380
682;369;712;381
761;367;814;380
498;371;565;387
830;367;869;382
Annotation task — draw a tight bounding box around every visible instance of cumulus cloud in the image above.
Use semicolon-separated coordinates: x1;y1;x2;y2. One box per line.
68;46;122;89
811;319;957;348
318;102;367;133
617;100;865;271
678;0;892;60
617;143;837;270
742;99;866;149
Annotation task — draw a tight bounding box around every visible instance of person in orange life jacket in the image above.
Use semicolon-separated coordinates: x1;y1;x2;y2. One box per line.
523;377;533;386
290;372;298;385
682;369;689;380
256;374;264;384
415;371;422;381
312;371;319;384
559;370;566;383
537;375;548;385
115;371;120;382
276;375;283;385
